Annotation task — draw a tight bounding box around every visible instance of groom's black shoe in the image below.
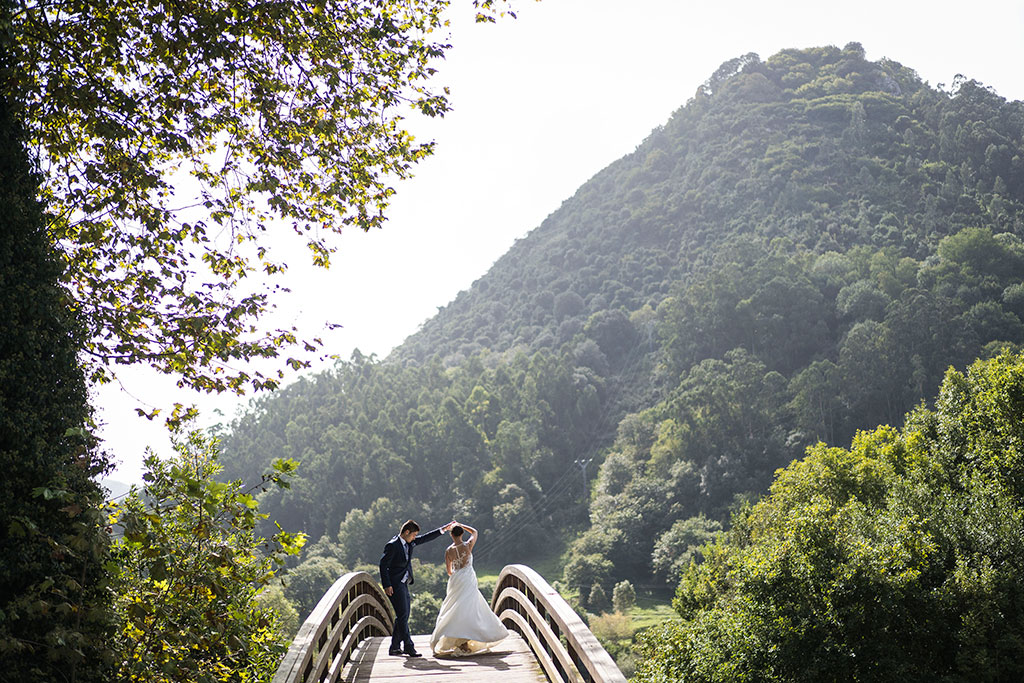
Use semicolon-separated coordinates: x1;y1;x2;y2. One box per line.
388;648;404;657
406;650;423;657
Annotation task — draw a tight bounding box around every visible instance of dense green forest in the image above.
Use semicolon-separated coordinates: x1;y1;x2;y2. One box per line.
218;43;1024;667
634;351;1024;681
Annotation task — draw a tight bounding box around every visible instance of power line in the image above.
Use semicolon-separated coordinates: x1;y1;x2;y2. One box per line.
476;337;655;562
473;469;582;561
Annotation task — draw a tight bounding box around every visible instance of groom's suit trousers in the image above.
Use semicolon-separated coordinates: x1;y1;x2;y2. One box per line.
389;580;414;651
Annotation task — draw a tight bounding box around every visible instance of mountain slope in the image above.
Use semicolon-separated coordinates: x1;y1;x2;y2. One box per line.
219;45;1024;593
394;43;1023;368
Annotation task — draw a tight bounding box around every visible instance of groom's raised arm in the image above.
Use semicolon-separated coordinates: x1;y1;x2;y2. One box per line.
411;523;448;547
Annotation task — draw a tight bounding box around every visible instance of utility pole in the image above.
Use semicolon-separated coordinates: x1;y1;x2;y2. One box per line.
574;457;593;500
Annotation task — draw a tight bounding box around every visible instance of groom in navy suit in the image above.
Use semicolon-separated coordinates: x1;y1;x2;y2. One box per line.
380;519;452;656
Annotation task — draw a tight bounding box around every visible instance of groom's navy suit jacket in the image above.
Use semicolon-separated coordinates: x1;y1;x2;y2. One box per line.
379;526;444;590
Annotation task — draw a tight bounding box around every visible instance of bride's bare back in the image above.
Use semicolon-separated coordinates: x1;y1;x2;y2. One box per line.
445;539;473;573
444;524;478;575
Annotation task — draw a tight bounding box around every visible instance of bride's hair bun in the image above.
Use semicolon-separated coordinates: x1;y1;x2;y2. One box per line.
451;525;464;537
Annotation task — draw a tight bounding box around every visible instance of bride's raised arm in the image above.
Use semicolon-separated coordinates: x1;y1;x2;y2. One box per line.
457;522;479;552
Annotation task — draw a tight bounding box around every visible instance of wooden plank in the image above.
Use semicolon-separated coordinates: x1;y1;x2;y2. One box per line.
340;634;546;682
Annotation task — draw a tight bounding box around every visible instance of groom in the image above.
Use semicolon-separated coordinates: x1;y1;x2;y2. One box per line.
379;519;452;657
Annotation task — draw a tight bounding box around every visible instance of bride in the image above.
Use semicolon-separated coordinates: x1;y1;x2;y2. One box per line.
429;521;509;656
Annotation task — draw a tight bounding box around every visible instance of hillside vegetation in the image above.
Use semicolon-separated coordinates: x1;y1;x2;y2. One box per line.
218;43;1024;627
634;352;1024;681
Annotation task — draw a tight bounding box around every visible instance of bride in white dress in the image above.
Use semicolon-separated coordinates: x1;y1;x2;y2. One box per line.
429;521;509;656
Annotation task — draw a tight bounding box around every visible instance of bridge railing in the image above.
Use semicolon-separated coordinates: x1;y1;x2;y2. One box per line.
492;564;626;683
271;571;393;683
272;564;626;682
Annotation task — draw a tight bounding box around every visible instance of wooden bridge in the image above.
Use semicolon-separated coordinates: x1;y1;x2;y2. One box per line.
271;564;626;683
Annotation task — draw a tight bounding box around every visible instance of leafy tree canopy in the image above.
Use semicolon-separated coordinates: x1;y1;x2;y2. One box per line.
5;0;518;394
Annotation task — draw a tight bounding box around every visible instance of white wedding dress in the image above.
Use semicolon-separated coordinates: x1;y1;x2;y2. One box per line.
429;541;509;656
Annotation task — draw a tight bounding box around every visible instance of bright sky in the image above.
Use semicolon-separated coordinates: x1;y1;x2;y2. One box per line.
95;0;1024;486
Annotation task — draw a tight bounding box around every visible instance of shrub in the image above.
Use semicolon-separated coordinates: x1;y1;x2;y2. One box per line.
588;581;610;613
590;611;633;644
612;580;636;613
107;431;305;682
409;592;443;635
258;583;301;638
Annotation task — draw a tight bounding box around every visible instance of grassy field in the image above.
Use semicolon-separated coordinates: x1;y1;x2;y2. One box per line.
629;602;677;632
588;599;676;677
477;566;676;634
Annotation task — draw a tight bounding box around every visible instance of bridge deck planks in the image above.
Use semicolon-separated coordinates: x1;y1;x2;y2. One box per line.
339;633;546;682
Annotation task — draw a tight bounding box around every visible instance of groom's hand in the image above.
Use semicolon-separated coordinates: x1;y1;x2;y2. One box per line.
385;586;393;596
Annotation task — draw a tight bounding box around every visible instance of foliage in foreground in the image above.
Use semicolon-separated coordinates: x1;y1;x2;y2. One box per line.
0;34;114;680
633;352;1024;682
107;431;305;682
6;0;519;393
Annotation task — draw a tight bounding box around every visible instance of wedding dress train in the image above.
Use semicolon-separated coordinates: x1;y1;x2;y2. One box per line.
429;549;509;656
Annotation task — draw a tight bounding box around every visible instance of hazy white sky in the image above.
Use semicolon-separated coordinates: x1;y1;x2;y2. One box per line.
96;0;1024;485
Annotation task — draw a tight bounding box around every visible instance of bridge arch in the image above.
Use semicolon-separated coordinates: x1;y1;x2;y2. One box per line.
271;571;393;683
272;564;626;682
492;564;626;683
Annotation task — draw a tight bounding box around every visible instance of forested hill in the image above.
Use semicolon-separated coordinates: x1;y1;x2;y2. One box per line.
219;44;1024;606
393;44;1023;367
